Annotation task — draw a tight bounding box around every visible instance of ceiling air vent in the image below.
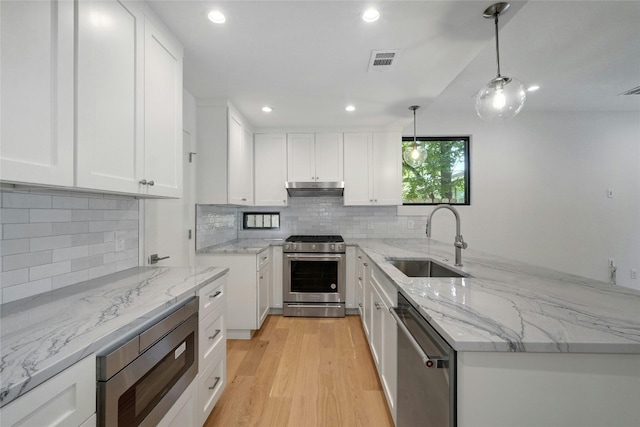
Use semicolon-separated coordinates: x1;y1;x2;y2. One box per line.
621;86;640;96
368;50;401;72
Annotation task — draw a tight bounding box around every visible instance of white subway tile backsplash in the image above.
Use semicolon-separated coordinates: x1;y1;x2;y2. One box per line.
0;189;139;303
1;239;29;256
52;245;89;262
3;223;52;239
30;209;72;223
2;192;51;208
30;235;72;252
3;251;52;271
52;195;89;209
1;209;29;224
0;268;29;288
29;261;71;281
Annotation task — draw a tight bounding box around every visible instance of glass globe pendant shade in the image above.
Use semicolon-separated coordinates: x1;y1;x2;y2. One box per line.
403;143;427;167
475;76;526;121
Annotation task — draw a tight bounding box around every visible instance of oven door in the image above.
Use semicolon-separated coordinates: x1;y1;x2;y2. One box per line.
97;313;198;427
284;253;345;303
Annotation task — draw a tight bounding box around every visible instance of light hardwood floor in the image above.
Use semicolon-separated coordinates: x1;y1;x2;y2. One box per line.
204;315;394;427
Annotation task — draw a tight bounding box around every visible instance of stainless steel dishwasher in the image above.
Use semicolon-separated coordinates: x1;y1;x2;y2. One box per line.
390;293;456;427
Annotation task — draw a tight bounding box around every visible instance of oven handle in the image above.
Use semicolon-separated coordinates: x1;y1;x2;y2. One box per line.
390;306;448;369
285;254;344;259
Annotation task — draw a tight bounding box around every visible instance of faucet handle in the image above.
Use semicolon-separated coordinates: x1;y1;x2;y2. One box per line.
455;235;468;249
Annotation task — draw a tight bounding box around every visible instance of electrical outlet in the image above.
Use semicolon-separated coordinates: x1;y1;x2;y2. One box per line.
407;220;415;229
115;231;126;252
631;269;638;280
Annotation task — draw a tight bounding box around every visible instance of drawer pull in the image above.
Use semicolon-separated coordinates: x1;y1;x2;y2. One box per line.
209;290;222;299
208;329;221;340
209;376;221;390
375;302;381;310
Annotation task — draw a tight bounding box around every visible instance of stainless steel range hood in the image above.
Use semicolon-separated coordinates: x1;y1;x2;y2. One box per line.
285;181;344;197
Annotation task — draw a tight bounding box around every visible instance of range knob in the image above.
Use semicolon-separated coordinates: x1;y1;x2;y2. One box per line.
330;244;336;250
293;244;298;250
311;244;316;250
284;244;290;251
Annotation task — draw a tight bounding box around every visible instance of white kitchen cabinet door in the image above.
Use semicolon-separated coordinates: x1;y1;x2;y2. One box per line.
254;134;287;206
258;255;271;328
270;246;283;309
314;133;344;181
343;132;373;205
372;131;402;205
143;17;183;197
287;133;316;182
0;0;74;187
227;115;253;205
76;0;144;194
0;355;95;427
344;131;402;206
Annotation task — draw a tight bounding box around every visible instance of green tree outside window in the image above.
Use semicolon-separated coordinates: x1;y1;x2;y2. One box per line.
402;137;470;204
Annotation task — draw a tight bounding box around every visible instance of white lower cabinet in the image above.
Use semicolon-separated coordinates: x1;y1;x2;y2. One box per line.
196;275;227;425
197;251;270;339
270;246;283;310
363;259;397;424
0;355;96;427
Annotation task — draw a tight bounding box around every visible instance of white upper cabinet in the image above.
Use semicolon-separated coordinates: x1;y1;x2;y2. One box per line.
76;1;183;197
254;134;287;206
196;104;253;205
287;133;343;182
143;17;183;197
76;0;144;194
344;131;402;205
0;0;74;186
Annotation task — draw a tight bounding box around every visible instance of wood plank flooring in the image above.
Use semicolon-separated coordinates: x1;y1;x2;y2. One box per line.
204;315;394;427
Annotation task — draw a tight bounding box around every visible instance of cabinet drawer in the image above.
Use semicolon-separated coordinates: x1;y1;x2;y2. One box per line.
199;306;225;370
371;266;397;307
197;351;226;426
198;275;226;319
0;355;95;427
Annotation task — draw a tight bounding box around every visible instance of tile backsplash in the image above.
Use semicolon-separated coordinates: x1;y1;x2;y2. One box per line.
196;197;429;249
0;188;139;304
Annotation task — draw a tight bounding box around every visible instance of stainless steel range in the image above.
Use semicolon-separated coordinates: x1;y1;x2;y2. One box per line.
283;235;346;317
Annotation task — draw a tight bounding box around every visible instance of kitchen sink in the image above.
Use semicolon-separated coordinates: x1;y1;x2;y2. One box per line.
387;258;469;278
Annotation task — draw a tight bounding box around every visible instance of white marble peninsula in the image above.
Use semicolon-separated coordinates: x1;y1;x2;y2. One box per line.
0;266;228;414
355;238;640;427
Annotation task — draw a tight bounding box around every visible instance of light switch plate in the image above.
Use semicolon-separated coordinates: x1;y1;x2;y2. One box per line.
115;231;126;252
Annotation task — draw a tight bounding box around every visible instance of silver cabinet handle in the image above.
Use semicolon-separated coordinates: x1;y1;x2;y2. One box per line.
259;276;264;279
139;179;147;185
242;198;247;201
358;303;363;308
208;329;221;340
149;254;169;264
208;376;221;390
209;290;222;299
363;263;368;267
147;180;154;186
375;302;381;310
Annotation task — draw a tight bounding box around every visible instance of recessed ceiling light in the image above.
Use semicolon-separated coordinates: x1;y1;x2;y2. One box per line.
262;106;273;113
207;10;226;24
345;105;356;112
527;85;540;92
362;9;380;23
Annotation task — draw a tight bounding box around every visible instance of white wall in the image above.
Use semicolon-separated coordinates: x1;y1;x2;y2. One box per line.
403;110;640;290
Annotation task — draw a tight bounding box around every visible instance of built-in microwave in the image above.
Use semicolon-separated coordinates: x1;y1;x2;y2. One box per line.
96;297;198;427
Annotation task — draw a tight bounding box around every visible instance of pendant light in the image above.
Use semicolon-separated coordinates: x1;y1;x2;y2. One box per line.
475;2;526;121
403;105;427;167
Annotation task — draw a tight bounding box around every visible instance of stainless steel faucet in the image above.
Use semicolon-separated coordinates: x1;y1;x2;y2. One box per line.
426;204;468;266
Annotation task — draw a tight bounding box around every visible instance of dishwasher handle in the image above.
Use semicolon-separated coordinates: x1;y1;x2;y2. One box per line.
390;306;448;369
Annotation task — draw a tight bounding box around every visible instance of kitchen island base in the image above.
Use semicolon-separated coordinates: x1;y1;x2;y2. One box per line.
457;351;640;427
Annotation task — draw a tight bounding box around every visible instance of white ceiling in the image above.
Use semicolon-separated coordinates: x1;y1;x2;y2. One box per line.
147;1;640;130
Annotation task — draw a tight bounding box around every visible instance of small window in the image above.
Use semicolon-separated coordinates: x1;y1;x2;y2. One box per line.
243;212;280;229
402;136;470;205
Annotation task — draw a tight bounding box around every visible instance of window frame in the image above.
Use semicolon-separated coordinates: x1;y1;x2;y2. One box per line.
401;135;471;206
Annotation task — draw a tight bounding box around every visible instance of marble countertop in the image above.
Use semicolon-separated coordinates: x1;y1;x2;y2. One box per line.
197;238;282;255
0;266;228;407
354;239;640;354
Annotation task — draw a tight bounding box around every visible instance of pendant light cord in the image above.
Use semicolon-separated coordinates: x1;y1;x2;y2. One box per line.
494;12;501;78
413;108;417;146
